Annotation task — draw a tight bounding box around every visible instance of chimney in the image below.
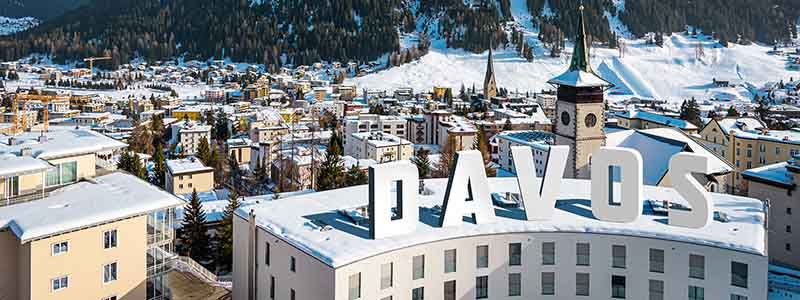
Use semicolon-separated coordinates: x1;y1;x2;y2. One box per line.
7;137;15;145
20;147;32;157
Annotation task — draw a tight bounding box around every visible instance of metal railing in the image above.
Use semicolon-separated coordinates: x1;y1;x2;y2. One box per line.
0;190;49;208
172;256;219;283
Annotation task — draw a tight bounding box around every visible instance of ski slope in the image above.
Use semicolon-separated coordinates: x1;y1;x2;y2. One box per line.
348;0;799;104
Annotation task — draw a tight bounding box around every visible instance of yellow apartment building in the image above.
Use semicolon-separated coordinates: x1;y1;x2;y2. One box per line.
165;157;215;195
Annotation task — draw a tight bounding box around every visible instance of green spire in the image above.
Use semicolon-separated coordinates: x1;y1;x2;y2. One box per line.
568;4;593;73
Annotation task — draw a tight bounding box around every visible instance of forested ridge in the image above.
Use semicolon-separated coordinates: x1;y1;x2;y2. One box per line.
0;0;796;67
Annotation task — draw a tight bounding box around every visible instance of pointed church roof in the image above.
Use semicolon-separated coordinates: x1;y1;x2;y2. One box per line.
485;47;495;81
548;5;612;88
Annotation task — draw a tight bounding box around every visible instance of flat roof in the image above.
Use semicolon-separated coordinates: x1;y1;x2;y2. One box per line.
0;126;127;159
167;158;213;174
0;155;52;178
237;177;766;268
742;162;797;188
0;172;184;243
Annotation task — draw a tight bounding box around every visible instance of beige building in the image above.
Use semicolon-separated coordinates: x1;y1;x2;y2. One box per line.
0;172;182;300
698;118;800;194
226;138;253;166
165;158;214;195
742;157;800;268
346;132;413;163
344;115;407;154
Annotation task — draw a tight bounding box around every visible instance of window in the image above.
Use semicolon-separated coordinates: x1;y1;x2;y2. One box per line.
541;272;555;295
265;242;270;266
52;241;69;255
576;273;590;296
649;248;664;273
290;256;296;272
788;225;792;233
688;286;704;300
576;243;590;266
102;296;118;300
52;275;68;291
178;184;184;189
509;243;522;266
412;255;425;280
649;279;664;300
290;289;296;300
444;280;456;300
381;263;393;289
731;261;748;288
412;287;424;300
612;275;626;298
542;242;555;265
731;294;748;300
7;175;19;197
103;262;118;283
689;254;705;279
476;276;488;299
46;161;78;187
612;245;626;268
787;243;793;251
348;273;361;300
444;249;457;273
270;276;275;299
788;207;793;215
103;230;117;249
508;273;521;296
476;245;489;268
381;297;393;300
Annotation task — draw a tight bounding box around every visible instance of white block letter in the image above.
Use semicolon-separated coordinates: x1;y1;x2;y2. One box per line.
590;147;643;223
439;150;495;227
668;153;714;228
512;145;569;220
369;161;419;239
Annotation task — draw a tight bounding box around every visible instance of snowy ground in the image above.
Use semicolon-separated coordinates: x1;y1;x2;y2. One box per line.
0;16;39;36
347;0;800;105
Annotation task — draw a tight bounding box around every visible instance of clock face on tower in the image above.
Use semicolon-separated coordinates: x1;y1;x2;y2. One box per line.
561;111;571;126
585;113;598;128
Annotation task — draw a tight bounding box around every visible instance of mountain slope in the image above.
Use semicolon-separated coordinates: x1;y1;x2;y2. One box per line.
0;0;88;20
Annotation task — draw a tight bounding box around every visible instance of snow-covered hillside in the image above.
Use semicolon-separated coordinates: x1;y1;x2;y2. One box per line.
0;16;39;36
348;0;799;105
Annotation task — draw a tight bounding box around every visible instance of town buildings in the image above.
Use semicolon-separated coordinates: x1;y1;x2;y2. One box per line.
165;157;214;195
345;132;413;163
170;121;212;156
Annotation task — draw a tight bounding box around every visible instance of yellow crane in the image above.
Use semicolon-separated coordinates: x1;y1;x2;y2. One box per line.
83;56;112;74
12;93;70;135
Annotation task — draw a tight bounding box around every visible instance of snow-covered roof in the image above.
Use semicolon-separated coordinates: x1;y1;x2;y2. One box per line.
742;161;798;188
0;155;52;178
606;128;733;185
0;127;127;159
716;118;765;135
494;130;554;151
0;172;184;243
237;177;765;268
616;110;698;130
166;158;213;174
548;70;612;88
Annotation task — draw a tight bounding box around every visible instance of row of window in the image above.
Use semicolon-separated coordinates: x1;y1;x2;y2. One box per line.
51;262;118;292
51;229;117;256
352;272;750;300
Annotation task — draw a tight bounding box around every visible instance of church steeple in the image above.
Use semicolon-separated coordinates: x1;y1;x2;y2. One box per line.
483;44;497;99
568;4;593;73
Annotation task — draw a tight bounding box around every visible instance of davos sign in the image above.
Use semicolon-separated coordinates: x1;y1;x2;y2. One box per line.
368;146;715;239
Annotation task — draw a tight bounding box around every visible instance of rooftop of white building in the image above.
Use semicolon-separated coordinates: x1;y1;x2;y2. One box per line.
237;177;766;268
0;126;127;160
351;132;412;147
0;172;184;243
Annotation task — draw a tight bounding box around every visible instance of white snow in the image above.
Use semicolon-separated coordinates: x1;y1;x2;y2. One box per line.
0;16;39;36
0;172;184;242
0;126;127;160
166;158;213;174
238;177;765;267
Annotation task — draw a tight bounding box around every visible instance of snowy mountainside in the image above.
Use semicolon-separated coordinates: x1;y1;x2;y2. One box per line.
347;0;799;105
0;16;37;35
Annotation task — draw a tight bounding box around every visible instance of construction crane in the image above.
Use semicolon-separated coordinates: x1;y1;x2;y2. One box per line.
12;93;70;135
83;56;112;75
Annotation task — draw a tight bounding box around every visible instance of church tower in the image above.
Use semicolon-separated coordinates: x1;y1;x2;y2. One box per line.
547;4;612;179
483;47;497;99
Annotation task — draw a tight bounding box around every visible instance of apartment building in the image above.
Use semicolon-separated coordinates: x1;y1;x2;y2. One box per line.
226;138;252;166
742;156;800;268
493;131;553;176
169;121;212;156
346;132;413;163
614;109;699;134
699;118;800;194
165;158;214;196
344;115;407;155
233;177;767;300
0;172;182;300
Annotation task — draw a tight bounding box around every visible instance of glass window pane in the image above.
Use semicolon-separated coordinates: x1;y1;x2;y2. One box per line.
412;255;424;280
380;263;393;289
649;280;664;300
612;245;626;268
541;272;555;295
61;161;77;183
576;243;590;266
445;249;457;273
649;249;664;273
690;255;705;279
444;280;456;300
46;167;60;186
542;242;555;265
509;243;522;266
576;273;590;296
508;273;521;296
612;275;626;298
731;261;748;288
412;287;424;300
476;276;488;299
348;273;360;300
476;245;488;268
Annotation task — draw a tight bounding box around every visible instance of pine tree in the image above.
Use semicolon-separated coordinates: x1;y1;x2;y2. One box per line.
228;152;240;189
344;165;367;187
130;153;147;180
755;98;770;121
197;137;212;165
217;188;240;269
129;123;154;155
150;114;165;145
181;190;210;263
679;98;702;126
317;148;344;191
473;128;496;177
412;148;432;179
151;145;167;188
727;105;740;117
117;151;133;173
